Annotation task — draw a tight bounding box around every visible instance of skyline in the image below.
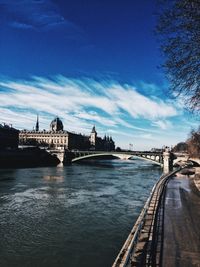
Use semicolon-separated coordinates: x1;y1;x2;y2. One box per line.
0;0;198;150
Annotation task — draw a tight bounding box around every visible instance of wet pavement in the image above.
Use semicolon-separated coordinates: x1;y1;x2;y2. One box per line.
162;174;200;267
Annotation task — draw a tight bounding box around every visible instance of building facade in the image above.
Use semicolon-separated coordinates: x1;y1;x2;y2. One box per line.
0;124;19;149
19;117;115;151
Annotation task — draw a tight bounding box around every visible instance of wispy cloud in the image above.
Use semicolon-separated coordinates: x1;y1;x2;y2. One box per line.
73;111;118;127
10;21;35;30
0;75;184;149
104;85;176;119
152;120;172;130
1;0;81;33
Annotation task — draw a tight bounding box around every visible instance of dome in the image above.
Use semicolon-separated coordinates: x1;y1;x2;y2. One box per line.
50;117;64;132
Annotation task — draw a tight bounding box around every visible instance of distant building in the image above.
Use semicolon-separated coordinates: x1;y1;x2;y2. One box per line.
0;124;19;149
19;117;115;151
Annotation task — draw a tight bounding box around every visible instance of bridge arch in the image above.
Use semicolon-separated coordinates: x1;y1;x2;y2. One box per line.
71;152;162;166
72;153;119;162
129;155;162;166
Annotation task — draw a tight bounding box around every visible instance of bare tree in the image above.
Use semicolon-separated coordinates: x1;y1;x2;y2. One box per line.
187;127;200;157
172;142;188;152
156;0;200;114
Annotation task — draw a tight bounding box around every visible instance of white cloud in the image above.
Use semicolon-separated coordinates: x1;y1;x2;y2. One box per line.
0;76;177;121
152;120;172;130
74;111;117;127
106;85;177;119
0;75;182;149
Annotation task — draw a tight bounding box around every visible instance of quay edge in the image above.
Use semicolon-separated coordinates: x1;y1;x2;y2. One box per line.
112;167;183;267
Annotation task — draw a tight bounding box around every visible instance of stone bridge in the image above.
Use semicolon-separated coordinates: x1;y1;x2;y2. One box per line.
47;149;176;173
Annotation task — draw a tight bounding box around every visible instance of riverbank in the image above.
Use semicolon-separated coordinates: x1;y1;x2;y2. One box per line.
162;171;200;266
112;168;180;267
112;165;200;267
0;147;59;168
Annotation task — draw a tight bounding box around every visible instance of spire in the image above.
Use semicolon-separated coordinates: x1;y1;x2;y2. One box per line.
36;114;39;132
91;125;97;134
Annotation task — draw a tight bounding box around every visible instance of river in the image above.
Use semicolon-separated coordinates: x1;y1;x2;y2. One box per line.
0;159;162;267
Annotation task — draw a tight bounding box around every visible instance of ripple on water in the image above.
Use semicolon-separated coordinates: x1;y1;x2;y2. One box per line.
0;160;162;267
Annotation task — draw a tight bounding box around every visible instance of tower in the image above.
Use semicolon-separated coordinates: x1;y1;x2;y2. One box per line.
36;115;39;132
90;126;97;147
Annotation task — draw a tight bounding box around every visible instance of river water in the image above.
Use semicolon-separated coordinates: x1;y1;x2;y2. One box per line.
0;159;162;267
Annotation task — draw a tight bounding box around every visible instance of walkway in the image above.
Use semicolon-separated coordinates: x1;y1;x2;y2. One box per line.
162;174;200;267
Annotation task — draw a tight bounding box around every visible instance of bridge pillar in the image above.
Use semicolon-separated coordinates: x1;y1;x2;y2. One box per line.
163;148;173;173
54;151;75;164
56;151;65;163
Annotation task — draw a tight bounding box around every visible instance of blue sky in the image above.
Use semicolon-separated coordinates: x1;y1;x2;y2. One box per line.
0;0;198;150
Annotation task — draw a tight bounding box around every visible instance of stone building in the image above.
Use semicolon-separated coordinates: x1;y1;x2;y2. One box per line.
19;117;115;151
0;124;19;149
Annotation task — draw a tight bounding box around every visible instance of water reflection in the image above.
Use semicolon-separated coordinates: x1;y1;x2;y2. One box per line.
43;175;64;182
